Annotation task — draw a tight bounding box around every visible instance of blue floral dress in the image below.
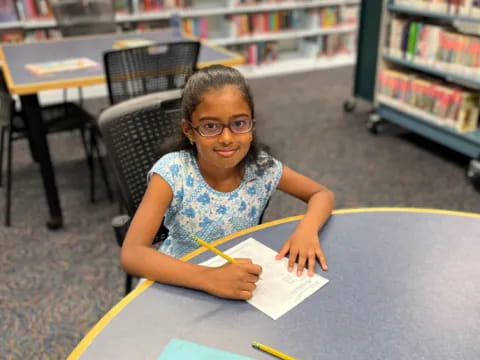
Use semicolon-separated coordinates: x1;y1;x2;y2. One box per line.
148;150;283;258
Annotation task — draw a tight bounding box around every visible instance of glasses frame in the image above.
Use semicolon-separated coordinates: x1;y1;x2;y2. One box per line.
188;118;256;138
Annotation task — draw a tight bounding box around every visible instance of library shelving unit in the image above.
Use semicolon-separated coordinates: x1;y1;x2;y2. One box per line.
355;0;480;189
0;0;360;78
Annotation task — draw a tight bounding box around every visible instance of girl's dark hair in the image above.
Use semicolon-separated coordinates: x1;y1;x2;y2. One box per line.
161;64;271;168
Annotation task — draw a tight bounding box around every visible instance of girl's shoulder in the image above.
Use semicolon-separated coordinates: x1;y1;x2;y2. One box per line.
152;150;194;168
148;150;195;183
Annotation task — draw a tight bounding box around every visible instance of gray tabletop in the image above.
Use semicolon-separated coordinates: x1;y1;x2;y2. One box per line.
1;28;241;92
72;209;480;360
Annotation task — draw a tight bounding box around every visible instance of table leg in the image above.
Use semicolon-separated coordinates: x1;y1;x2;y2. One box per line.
20;94;63;230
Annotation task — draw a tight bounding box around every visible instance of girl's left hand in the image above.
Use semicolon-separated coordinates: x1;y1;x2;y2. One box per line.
275;228;328;276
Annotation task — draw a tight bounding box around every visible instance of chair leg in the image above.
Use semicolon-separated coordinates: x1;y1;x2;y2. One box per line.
0;125;5;187
79;128;95;203
125;273;132;295
91;130;113;202
78;87;84;106
5;127;13;226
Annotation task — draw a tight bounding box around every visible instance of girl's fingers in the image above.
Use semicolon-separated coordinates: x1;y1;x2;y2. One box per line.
288;249;298;272
276;241;290;260
316;248;328;271
296;252;307;276
307;251;316;276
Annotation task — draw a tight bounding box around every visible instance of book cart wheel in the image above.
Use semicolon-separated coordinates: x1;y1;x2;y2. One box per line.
366;112;384;135
343;98;357;113
466;159;480;192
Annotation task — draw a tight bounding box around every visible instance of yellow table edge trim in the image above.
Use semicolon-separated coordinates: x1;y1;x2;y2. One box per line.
0;45;16;94
67;206;479;358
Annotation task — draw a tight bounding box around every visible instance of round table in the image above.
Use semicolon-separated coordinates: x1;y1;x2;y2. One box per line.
69;208;480;360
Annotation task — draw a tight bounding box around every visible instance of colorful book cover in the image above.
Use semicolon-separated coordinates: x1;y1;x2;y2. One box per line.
0;0;18;22
25;57;99;76
157;339;254;360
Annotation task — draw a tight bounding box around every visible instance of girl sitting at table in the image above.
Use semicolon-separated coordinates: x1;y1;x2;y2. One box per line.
121;64;334;300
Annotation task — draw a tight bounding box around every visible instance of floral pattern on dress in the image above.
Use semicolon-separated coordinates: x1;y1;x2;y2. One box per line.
148;150;283;258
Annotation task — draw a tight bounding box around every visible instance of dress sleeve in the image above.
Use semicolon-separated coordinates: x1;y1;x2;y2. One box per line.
147;152;184;211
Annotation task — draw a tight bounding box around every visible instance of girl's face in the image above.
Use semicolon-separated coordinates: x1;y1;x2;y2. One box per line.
183;84;253;171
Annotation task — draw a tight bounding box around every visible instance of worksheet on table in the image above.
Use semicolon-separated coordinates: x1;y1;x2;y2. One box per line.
200;238;329;320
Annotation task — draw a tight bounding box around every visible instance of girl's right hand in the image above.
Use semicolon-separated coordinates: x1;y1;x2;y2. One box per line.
202;258;262;300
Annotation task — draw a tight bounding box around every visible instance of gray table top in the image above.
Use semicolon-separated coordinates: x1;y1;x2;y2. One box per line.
0;28;243;94
70;209;480;360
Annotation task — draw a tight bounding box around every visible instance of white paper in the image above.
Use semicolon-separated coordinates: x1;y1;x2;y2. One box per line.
200;238;329;320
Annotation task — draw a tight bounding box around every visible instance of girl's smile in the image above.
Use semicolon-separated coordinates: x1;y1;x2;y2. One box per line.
214;147;239;158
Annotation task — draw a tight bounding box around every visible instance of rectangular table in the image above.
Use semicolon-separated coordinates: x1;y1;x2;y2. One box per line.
0;29;243;229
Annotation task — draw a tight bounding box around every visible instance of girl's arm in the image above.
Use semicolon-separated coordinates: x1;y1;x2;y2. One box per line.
276;166;335;276
121;174;262;299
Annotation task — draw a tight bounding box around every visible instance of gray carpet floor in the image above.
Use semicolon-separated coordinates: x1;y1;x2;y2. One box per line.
1;67;479;359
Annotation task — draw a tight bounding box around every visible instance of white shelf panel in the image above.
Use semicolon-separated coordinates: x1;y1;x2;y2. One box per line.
117;11;172;22
212;24;357;45
23;19;57;29
179;0;361;18
237;53;355;78
0;21;23;30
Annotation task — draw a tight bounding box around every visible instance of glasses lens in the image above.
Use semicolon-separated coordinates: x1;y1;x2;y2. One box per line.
199;122;223;136
230;119;253;134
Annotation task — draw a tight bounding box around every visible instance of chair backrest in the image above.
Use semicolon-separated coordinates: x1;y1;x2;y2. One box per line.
51;0;116;37
99;90;182;221
103;41;200;105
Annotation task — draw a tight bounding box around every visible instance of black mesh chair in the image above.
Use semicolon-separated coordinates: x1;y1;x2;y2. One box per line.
99;90;270;294
0;69;112;226
103;41;200;105
98;90;182;293
51;0;116;37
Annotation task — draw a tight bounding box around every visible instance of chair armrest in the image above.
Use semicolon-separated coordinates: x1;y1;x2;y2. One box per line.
112;214;131;247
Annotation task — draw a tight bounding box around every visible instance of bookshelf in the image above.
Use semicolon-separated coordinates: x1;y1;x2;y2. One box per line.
0;0;360;77
364;0;480;189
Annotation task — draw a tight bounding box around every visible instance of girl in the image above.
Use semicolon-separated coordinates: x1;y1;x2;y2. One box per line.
121;65;334;300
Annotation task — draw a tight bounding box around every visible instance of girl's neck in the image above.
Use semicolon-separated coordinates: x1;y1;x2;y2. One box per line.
196;156;244;192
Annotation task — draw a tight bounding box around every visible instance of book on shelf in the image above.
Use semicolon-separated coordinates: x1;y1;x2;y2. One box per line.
393;0;480;17
230;40;279;65
229;11;300;37
0;0;19;22
182;17;208;38
387;17;480;75
1;30;24;43
129;0;193;13
379;68;480;132
17;0;53;20
23;28;61;41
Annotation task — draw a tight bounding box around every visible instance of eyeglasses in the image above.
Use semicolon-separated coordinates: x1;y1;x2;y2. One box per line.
189;119;255;137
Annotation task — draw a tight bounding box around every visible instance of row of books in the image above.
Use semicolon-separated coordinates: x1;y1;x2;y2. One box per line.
299;33;356;57
229;33;355;65
378;69;479;133
132;0;192;12
230;11;303;36
182;17;209;39
234;0;318;4
0;28;62;43
0;22;165;43
229;6;357;37
393;0;480;17
0;0;190;22
387;18;480;76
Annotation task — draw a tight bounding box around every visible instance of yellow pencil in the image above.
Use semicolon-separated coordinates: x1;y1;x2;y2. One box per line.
192;236;237;264
252;341;296;360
